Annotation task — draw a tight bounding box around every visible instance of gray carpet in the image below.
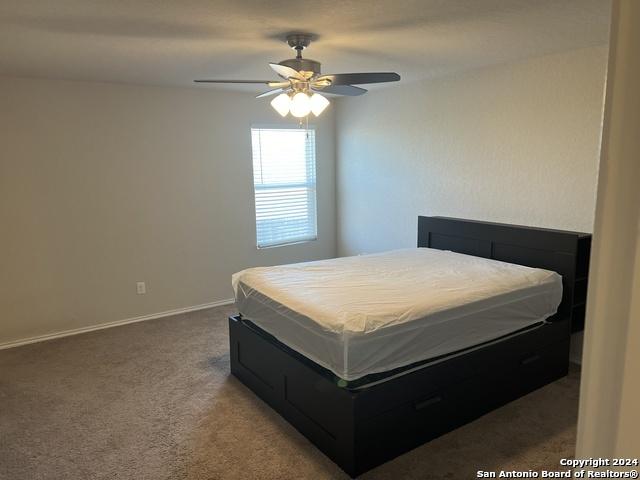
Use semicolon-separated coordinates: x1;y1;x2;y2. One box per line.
0;305;580;479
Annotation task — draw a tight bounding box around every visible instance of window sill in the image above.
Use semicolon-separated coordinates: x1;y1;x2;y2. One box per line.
257;238;318;250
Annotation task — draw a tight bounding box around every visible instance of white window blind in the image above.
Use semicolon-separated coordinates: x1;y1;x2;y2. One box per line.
251;127;317;248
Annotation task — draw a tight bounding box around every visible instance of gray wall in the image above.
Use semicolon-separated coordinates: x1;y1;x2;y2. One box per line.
0;77;336;345
336;46;608;256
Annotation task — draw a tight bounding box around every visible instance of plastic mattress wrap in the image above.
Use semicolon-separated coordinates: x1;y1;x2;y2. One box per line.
232;248;562;381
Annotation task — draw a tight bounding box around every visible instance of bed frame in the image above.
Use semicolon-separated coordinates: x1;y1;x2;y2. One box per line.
228;217;591;477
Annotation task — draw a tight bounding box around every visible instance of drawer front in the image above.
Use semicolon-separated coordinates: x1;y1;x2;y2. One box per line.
283;368;349;442
473;338;570;409
355;322;568;419
355;339;569;472
229;316;357;474
233;319;282;390
355;380;473;472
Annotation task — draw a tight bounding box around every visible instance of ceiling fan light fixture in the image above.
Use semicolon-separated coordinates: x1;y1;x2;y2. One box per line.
310;93;330;116
270;93;291;117
289;92;311;118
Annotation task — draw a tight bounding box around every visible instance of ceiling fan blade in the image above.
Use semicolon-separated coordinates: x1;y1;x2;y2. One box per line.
269;63;305;81
315;84;367;96
256;88;287;99
194;79;277;84
267;81;291;88
316;72;400;85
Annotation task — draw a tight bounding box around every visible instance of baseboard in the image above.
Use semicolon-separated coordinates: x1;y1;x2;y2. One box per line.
0;298;235;351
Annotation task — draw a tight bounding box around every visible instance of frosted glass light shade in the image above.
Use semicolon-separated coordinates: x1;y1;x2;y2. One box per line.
310;93;330;116
270;93;290;117
289;92;311;118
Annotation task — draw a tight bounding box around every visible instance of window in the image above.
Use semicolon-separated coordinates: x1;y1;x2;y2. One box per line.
251;127;317;248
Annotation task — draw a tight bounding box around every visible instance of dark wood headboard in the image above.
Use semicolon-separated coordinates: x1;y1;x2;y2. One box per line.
417;216;591;332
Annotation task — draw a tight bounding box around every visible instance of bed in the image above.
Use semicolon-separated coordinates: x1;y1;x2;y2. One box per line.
228;217;591;477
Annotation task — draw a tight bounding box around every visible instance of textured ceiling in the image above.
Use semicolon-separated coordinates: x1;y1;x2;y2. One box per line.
0;0;611;92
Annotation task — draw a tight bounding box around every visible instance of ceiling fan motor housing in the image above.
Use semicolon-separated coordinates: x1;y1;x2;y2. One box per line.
281;33;321;79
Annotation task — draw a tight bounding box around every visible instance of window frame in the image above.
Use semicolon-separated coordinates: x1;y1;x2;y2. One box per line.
250;124;318;249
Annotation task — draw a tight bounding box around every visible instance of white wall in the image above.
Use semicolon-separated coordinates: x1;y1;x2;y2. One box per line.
336;46;608;257
0;77;336;346
577;0;640;457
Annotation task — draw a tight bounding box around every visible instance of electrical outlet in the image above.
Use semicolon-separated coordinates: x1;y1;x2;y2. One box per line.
136;281;146;295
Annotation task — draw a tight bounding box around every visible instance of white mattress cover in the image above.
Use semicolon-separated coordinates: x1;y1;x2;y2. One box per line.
232;248;562;381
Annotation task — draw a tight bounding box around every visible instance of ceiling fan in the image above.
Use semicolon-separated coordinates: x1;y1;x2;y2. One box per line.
195;33;401;118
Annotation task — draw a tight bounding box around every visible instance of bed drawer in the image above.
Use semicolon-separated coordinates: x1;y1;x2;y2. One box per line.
354;322;568;419
473;338;570;409
355;376;482;473
232;318;283;390
354;339;568;472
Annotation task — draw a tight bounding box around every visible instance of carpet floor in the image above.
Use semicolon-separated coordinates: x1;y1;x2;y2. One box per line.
0;305;580;480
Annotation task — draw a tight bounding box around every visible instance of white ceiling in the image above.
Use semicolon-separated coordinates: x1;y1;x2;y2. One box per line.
0;0;611;92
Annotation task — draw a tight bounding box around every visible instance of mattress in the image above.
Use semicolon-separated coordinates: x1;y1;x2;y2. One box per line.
232;248;563;381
